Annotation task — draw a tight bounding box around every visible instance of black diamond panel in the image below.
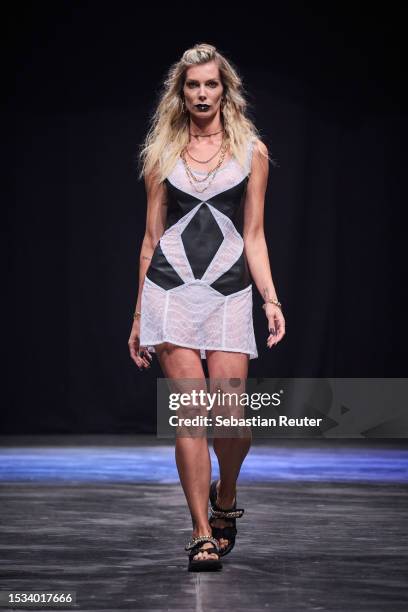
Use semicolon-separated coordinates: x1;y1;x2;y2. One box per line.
146;242;184;290
210;250;251;296
164;180;203;230
181;204;224;279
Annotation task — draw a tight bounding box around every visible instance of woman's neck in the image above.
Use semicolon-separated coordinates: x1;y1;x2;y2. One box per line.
189;117;224;140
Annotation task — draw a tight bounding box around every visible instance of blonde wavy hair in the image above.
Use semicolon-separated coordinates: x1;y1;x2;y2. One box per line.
138;42;271;183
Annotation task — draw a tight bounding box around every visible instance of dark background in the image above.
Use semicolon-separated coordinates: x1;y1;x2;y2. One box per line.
5;2;407;433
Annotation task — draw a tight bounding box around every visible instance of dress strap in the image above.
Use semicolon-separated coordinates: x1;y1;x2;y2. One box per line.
245;137;257;176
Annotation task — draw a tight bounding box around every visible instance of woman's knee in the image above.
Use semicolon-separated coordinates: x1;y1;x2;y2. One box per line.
206;350;249;380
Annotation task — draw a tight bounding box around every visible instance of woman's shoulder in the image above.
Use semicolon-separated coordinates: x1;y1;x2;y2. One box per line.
244;137;270;177
251;138;269;157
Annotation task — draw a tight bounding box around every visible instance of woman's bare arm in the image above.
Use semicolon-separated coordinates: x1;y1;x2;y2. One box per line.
243;140;285;346
129;168;167;369
134;168;168;315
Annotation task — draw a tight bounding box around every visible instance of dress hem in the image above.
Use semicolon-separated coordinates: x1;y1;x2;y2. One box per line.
139;338;258;360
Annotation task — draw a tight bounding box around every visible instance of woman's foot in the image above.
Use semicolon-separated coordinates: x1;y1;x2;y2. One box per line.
191;530;220;561
210;480;237;552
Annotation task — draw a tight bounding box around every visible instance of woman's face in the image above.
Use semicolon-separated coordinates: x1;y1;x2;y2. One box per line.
182;60;224;119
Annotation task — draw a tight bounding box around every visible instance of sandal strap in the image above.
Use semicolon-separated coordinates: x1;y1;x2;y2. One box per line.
192;546;218;556
211;525;237;540
185;535;220;552
210;505;244;519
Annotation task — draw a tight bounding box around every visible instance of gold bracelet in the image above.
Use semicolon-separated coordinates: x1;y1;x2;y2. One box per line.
133;311;142;319
262;298;282;310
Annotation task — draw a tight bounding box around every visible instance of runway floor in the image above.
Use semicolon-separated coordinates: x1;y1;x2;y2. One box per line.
0;436;407;611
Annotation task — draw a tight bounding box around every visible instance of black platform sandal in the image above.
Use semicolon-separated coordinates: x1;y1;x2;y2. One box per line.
185;535;222;572
209;480;245;557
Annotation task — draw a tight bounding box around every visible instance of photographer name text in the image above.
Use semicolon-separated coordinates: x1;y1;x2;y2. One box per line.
169;415;323;427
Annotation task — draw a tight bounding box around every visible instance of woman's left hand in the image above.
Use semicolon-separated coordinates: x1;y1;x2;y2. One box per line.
263;303;286;348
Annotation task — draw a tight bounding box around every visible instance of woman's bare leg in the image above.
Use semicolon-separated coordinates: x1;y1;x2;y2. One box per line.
206;349;252;552
155;342;217;561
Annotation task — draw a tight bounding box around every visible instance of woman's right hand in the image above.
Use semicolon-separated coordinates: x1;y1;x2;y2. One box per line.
128;319;153;370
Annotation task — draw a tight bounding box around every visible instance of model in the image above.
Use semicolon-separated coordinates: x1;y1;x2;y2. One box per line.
128;42;285;571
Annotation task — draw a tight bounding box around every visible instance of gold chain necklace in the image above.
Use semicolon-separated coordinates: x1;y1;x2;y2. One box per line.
181;139;228;179
189;128;224;138
181;141;229;193
186;141;223;164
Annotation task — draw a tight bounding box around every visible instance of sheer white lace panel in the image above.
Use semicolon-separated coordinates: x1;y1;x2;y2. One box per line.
165;137;256;201
140;279;257;359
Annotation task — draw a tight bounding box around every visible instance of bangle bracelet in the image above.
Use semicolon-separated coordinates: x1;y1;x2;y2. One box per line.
133;311;142;319
262;299;282;310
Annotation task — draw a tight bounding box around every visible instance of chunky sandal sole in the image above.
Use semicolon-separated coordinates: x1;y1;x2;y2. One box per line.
188;558;222;572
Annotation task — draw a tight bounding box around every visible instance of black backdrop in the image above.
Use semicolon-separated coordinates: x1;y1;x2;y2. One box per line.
5;2;407;434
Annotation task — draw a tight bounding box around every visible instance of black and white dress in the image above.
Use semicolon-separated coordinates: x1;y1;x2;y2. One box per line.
139;138;258;359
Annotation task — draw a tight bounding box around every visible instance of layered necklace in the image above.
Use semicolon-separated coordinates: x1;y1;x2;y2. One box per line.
181;130;230;194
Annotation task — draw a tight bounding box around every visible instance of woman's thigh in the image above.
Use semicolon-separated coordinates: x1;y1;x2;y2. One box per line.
155;343;208;432
155;342;205;379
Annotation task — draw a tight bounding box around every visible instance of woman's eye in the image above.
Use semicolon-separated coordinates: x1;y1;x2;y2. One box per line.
187;82;218;87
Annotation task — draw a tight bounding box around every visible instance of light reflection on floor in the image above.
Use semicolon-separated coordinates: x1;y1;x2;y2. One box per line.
0;446;407;483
